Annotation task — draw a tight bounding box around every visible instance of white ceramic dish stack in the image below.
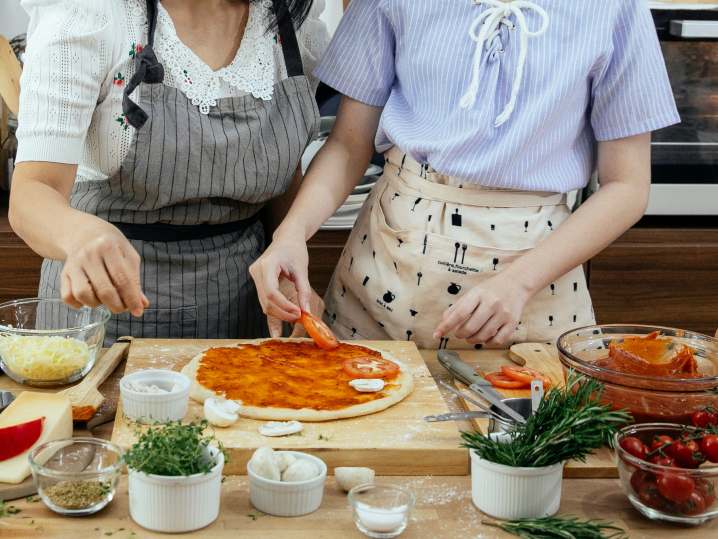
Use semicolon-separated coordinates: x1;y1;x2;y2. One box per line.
119;369;191;424
248;451;327;517
128;445;224;532
470;450;564;519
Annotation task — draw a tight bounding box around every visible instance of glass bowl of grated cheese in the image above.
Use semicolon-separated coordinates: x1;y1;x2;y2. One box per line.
0;298;110;387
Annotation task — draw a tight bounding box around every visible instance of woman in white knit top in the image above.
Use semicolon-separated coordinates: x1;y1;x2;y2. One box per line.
10;0;329;343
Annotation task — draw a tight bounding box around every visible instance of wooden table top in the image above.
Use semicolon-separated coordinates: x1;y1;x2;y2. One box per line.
2;348;716;538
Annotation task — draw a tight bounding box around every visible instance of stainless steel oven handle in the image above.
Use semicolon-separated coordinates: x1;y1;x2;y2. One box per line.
669;20;718;39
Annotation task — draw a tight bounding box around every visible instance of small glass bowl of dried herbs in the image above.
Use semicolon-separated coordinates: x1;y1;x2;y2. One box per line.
29;437;124;516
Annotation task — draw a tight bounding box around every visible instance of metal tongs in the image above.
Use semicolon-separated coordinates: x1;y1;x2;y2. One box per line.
424;381;527;424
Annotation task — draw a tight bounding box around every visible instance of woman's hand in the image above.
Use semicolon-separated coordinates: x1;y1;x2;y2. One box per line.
266;279;325;338
61;222;148;316
250;232;313;330
433;273;531;347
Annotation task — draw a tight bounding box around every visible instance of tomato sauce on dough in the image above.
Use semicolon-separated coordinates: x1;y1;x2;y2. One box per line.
195;340;400;411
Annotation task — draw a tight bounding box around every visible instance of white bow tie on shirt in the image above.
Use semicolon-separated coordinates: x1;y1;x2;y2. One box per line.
459;0;549;127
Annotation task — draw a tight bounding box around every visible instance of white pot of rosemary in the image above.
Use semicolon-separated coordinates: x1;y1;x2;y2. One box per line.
125;418;228;533
462;373;631;520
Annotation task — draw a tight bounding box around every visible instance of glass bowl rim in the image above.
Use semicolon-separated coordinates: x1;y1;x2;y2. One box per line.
29;437;125;477
348;482;416;510
558;324;718;390
0;297;111;334
614;422;718;477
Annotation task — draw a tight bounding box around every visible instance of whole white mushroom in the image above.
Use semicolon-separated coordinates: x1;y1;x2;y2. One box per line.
334;467;375;492
275;452;297;473
249;447;281;481
282;458;320;482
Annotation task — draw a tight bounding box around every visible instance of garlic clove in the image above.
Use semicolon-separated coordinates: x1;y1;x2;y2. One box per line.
282;459;319;482
204;397;239;427
258;420;302;437
250;447;281;481
275;452;297;473
334;467;375;492
349;379;385;392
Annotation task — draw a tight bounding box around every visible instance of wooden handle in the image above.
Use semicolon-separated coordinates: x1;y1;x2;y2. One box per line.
58;342;129;397
509;343;553;367
0;35;22;115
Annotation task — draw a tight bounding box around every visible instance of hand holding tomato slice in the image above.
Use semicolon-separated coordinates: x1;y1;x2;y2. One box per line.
343;356;400;379
300;311;339;350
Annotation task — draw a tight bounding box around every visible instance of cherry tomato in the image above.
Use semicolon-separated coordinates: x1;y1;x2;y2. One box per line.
651;435;675;457
648;455;678;467
638;481;664;510
342;356;400;379
620;437;648;461
657;472;695;502
300;311;339;350
673;440;704;469
630;470;654;494
500;366;552;389
696;479;716;508
484;372;530;389
692;409;717;429
701;434;718;464
671;490;706;516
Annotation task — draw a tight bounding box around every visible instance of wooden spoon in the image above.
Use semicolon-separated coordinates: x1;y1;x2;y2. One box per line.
57;342;129;421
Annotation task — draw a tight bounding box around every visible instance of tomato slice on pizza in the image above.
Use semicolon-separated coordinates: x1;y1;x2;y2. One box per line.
300;311;339;350
343;356;400;379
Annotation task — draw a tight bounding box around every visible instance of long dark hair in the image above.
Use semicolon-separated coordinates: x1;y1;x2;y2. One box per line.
261;0;315;31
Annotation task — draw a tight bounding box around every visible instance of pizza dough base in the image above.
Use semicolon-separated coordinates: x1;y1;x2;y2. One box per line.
180;338;414;422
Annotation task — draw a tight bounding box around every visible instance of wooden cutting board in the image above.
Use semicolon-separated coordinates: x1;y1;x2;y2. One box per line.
110;339;468;476
449;345;618;478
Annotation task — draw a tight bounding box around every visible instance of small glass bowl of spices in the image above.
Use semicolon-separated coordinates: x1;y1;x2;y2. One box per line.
29;437;124;516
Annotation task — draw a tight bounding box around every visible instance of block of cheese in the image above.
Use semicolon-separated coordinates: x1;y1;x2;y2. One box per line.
0;392;72;484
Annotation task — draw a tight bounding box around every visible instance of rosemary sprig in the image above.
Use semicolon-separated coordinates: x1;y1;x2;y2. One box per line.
124;417;229;476
461;372;632;468
483;515;627;539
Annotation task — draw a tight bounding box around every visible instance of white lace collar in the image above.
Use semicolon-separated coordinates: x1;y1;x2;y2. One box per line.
154;0;276;113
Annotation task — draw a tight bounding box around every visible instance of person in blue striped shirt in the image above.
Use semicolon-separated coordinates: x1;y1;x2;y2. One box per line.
250;0;680;349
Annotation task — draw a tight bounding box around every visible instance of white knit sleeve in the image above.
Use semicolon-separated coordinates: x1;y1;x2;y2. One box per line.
16;0;116;165
297;0;330;93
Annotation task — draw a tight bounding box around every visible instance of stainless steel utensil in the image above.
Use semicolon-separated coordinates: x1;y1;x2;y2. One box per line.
488;398;532;433
424;411;490;422
531;380;544;414
437;381;519;424
0;390;15;413
437;349;506;402
469;383;527;424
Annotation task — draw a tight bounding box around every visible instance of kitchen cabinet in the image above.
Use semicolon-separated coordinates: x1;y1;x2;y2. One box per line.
588;226;718;336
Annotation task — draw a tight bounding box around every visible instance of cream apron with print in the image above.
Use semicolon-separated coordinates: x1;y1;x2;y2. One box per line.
322;148;595;350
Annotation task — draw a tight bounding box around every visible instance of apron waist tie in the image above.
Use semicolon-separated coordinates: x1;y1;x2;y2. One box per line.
112;213;260;242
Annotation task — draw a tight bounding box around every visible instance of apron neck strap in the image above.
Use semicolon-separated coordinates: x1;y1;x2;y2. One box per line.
272;0;304;78
122;0;165;129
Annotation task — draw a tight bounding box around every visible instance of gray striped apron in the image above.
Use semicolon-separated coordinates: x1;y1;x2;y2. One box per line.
39;0;319;345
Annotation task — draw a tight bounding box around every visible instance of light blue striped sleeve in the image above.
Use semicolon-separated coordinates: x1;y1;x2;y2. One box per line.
313;0;396;107
590;0;680;141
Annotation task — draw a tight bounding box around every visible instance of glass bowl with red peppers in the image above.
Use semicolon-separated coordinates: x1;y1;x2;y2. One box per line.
615;422;718;525
558;325;718;425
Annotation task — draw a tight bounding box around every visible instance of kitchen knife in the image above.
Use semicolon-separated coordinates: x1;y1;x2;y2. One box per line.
437;349;506;402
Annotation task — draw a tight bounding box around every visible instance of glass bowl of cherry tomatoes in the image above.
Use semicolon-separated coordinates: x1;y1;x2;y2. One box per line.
615;420;718;524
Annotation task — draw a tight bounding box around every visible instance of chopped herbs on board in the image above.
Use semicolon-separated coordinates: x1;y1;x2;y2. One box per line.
483;515;627;539
461;372;632;468
124;417;228;476
0;500;20;518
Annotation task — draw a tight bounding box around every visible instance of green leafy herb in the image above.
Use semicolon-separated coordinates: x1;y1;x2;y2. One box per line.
483;515;626;539
462;372;632;468
25;496;40;503
0;500;20;518
283;431;302;437
105;533;113;536
221;474;229;483
247;511;266;521
35;526;43;531
318;433;334;441
124;417;228;476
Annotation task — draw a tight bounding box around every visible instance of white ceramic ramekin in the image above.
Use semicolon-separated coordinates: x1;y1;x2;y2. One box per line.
128;445;224;533
120;369;190;424
470;450;564;519
248;451;327;517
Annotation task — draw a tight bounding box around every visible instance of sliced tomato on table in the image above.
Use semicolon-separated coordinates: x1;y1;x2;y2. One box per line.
300;311;339;350
484;372;530;390
343;356;400;379
500;366;552;389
